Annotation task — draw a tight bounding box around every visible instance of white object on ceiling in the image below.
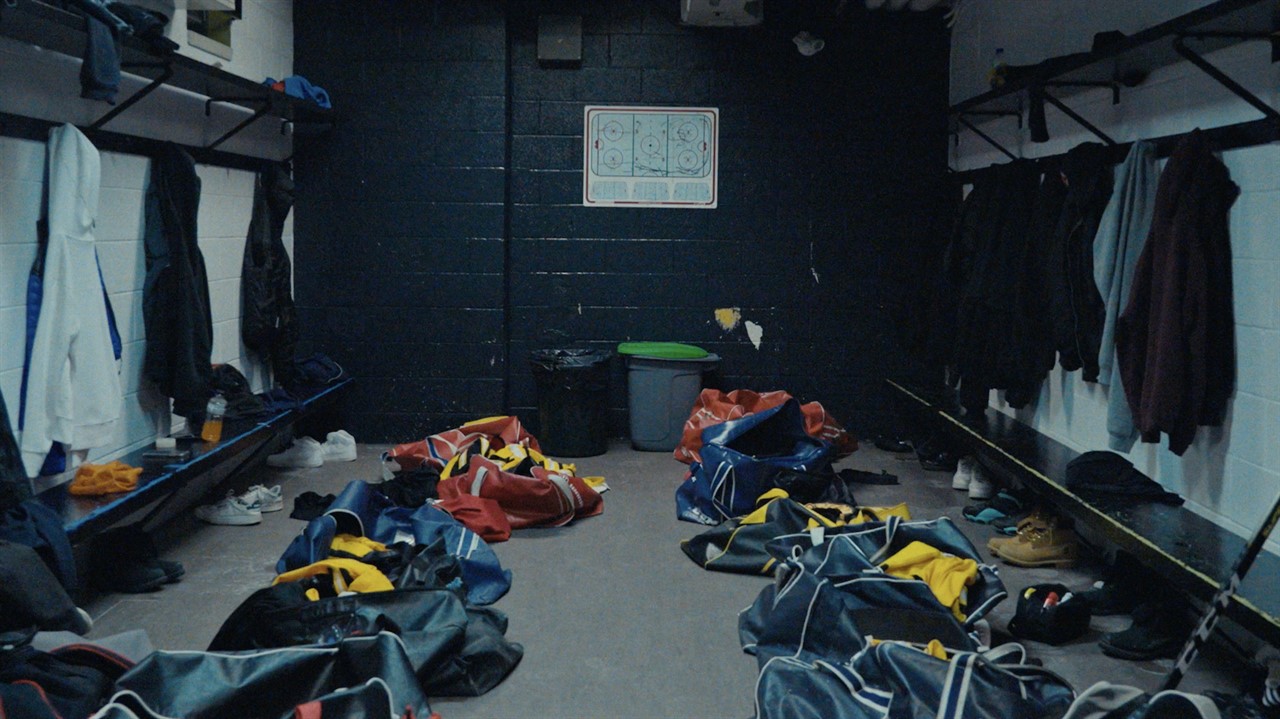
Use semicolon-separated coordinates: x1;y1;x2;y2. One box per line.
681;0;764;27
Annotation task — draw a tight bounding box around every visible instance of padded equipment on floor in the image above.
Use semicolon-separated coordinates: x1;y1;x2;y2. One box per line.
113;631;432;717
754;641;1075;719
278;480;511;606
739;548;976;663
1008;583;1092;645
680;490;908;575
675;389;857;465
385;416;539;472
764;516;1006;626
676;399;835;524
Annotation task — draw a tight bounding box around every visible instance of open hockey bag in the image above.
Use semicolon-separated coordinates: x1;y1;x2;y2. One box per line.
764;515;1007;627
680;489;910;575
384;415;540;471
740;548;977;665
675;389;857;465
754;641;1075;719
676;399;835;525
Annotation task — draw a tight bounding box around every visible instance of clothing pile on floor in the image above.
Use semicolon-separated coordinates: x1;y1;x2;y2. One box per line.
0;416;604;718
675;396;1266;718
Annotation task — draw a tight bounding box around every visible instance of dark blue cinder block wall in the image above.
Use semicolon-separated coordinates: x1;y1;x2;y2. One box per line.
294;1;951;443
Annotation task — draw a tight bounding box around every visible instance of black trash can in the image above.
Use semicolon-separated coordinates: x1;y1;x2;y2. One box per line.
528;349;613;457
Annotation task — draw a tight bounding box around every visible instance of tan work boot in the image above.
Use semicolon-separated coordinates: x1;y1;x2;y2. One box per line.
993;523;1079;568
986;511;1053;553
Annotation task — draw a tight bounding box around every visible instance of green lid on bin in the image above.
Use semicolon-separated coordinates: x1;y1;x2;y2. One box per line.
616;342;709;359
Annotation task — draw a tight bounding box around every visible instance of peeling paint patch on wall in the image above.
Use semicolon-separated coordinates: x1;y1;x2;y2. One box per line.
715;307;742;331
745;321;764;350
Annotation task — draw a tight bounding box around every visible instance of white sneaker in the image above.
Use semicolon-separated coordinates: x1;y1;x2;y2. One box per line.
321;430;357;462
239;484;283;513
952;456;975;491
195;496;262;525
267;436;324;468
968;462;996;500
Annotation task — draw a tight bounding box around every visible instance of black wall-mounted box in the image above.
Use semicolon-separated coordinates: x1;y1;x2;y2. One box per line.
538;15;582;66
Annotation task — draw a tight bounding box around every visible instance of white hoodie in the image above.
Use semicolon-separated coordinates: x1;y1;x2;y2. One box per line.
20;124;122;477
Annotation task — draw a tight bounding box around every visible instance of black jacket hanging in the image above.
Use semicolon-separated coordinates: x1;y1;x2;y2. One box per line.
142;143;213;418
240;164;299;386
0;388;30;512
1046;142;1114;381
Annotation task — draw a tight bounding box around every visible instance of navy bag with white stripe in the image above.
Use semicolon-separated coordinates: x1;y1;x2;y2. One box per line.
677;399;834;524
755;642;1075;719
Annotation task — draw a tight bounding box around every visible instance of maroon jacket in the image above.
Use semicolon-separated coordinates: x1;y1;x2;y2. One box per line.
1115;130;1238;456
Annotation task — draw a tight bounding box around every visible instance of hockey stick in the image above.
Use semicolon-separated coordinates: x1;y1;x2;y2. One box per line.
1160;489;1280;691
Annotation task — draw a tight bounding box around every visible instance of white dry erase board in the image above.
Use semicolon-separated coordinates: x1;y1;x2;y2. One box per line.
583;106;718;208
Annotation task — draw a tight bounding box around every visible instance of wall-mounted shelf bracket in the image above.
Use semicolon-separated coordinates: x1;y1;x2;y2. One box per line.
1039;88;1118;146
1045;79;1122;105
89;60;172;131
1174;34;1280;126
957;114;1018;161
204;96;272;150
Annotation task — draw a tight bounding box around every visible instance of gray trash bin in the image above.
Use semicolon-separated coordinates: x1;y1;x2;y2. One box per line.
625;353;720;452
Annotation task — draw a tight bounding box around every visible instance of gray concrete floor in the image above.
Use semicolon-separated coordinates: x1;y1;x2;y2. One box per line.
84;440;1249;717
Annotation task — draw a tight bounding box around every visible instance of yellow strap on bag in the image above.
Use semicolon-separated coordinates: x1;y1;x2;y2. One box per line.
330;534;386;557
273;558;394;595
879;541;978;621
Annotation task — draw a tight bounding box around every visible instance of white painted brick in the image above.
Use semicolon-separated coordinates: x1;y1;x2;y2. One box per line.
113;290;145;347
0;375;19;428
0;179;43;245
1234;259;1277;329
1222;457;1280;536
208;277;241;324
95;240;145;296
1223;392;1270;467
1236;326;1280;398
98;152;150;190
1224;145;1280;192
95;188;146;241
210;318;242;364
0;244;37;307
0;306;26;373
0;137;44;182
118;339;147;395
1267;399;1280;474
205;236;247;282
1236;192;1280;264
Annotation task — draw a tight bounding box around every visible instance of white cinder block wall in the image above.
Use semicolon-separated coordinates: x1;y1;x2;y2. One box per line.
0;2;293;477
951;1;1280;561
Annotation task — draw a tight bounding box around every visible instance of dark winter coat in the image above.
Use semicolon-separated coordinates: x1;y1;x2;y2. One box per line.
947;159;1042;414
241;164;299;386
1116;130;1238;456
1046;142;1114;381
142;144;213;418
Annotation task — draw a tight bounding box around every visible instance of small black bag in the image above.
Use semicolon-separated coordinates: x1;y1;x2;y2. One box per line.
1008;582;1092;645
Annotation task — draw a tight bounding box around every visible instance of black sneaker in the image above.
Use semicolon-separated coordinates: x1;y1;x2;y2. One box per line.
1099;599;1188;660
1080;554;1156;616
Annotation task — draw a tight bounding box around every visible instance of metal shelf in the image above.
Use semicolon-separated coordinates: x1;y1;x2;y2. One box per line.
0;0;331;160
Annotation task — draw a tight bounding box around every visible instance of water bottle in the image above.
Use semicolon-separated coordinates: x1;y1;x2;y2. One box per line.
988;47;1008;89
201;393;227;443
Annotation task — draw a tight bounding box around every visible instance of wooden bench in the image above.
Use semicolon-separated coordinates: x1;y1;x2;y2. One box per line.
887;378;1280;646
35;378;352;543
